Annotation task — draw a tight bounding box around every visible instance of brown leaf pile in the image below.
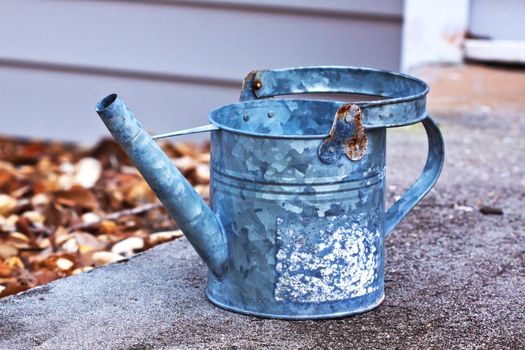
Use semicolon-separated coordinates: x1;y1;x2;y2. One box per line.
0;136;210;298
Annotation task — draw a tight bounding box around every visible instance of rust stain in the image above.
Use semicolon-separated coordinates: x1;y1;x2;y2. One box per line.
240;71;262;100
336;103;353;118
345;106;368;161
241;71;257;92
319;104;368;163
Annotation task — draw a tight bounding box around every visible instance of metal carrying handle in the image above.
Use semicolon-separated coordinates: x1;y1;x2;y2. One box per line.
239;66;428;103
384;116;444;236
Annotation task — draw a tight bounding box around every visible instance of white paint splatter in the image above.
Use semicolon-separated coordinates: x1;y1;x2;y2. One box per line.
275;217;380;303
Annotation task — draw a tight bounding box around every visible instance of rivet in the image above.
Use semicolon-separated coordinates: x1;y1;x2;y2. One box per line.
243;113;250;121
345;114;353;123
268;111;275;118
254;79;262;90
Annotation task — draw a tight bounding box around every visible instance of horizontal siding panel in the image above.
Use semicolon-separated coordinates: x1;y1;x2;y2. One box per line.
0;0;402;81
132;0;404;18
0;0;403;141
0;65;240;143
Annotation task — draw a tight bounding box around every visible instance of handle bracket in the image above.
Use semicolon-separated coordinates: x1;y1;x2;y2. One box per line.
318;104;368;164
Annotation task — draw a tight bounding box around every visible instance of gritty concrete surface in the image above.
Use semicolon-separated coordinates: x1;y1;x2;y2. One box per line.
0;64;524;349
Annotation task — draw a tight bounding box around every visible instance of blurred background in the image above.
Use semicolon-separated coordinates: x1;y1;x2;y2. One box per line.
1;0;523;142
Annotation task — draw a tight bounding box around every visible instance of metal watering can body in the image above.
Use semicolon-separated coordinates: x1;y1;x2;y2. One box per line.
95;67;444;319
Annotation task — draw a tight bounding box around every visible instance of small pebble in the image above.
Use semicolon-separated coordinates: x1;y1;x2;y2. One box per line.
454;204;474;212
479;206;503;215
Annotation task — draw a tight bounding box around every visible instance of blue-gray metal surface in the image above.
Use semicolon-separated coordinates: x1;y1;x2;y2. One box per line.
95;66;444;319
95;94;229;278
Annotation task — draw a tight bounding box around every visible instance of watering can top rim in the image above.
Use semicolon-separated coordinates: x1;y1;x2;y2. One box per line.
208;66;429;140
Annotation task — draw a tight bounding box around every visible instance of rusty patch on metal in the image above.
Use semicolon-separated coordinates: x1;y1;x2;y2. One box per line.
241;71;256;90
318;104;368;163
342;105;368;161
240;71;258;101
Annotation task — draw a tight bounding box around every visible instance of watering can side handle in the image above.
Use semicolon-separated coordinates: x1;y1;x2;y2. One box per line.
384;116;445;236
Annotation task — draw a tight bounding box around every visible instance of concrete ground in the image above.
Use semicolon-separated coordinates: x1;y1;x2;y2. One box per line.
0;64;524;349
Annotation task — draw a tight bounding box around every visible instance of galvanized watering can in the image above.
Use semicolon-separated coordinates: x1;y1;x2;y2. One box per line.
95;66;444;319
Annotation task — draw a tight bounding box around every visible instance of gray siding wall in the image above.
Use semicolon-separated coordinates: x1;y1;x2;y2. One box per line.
0;0;403;142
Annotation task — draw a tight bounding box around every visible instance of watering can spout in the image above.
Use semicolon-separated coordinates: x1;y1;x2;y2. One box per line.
95;94;229;278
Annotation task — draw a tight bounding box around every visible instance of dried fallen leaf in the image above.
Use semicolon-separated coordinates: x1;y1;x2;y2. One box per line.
112;237;144;257
8;232;30;244
61;238;79;253
73;157;102;189
34;270;60;285
72;266;93;275
173;156;198;174
196;153;210;163
0;244;18;259
124;181;156;205
7;232;31;249
99;220;117;234
0;261;12;277
73;232;106;252
0;135;206;298
31;193;50;207
0;194;17;216
36;237;50;250
5;256;24;269
148;230;183;245
81;212;100;225
168;142;198;158
0;166;17;192
92;251;125;266
56;257;74;271
194;184;209;199
194;164;210;184
22;210;45;225
54;185;99;211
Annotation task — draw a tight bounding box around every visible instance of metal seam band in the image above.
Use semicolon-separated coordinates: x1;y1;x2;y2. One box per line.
211;167;383;187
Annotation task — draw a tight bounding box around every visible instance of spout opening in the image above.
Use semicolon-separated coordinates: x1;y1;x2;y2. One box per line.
96;93;118;113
